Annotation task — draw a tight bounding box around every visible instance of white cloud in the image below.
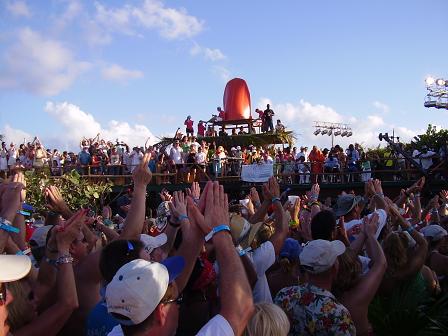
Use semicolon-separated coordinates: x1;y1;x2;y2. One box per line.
90;0;204;45
102;64;144;82
1;124;33;145
0;28;91;95
44;101;157;150
373;101;390;114
212;65;231;81
5;0;32;17
190;42;226;61
54;0;83;30
258;98;420;149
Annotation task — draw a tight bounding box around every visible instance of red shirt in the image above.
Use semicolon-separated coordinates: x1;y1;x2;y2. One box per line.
219;110;225;119
198;123;206;136
185;119;194;129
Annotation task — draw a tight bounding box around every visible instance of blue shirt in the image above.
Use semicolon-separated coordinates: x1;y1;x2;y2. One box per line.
86;300;118;336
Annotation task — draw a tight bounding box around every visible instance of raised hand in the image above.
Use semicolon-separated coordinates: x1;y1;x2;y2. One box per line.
309;183;320;201
262;176;280;201
168;191;188;219
249;187;261;205
132;153;152;187
56;209;87;252
12;172;26;202
159;189;172;202
361;212;379;237
204;181;230;230
191;182;201;200
373;179;383;195
45;185;71;216
0;182;24;220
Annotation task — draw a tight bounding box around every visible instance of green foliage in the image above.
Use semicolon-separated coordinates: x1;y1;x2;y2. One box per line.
414;124;448;151
25;169;113;213
369;276;448;336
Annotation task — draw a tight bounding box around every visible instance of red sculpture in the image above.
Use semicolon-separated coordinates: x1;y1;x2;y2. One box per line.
223;78;251;120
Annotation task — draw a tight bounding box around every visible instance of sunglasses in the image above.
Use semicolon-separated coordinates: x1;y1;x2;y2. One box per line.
0;283;7;306
162;293;183;306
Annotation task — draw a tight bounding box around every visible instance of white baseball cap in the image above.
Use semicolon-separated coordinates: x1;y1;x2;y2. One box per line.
106;257;185;325
140;233;168;254
421;225;448;241
29;225;53;248
236;146;241;150
0;255;32;282
300;239;345;274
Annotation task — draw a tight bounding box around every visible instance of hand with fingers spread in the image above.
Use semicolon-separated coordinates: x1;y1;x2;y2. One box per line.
168;191;188;220
159;189;172;202
132;153;152;187
262;176;280;201
364;180;376;199
45;185;71;217
191;182;201;200
439;190;448;203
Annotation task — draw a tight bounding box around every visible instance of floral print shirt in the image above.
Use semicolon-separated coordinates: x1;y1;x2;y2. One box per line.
274;283;356;336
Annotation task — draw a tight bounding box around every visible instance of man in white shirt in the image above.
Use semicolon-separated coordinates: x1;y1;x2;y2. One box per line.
413;146;436;171
170;140;184;182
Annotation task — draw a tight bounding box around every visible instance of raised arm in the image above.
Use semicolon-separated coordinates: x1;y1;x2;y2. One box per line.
204;182;254;336
14;210;85;336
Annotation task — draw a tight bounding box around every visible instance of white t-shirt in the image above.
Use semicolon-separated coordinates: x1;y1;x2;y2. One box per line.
344;209;387;240
170;147;184;164
107;314;234;336
246;241;276;303
419;151;436;170
197;314;234;336
196;152;206;164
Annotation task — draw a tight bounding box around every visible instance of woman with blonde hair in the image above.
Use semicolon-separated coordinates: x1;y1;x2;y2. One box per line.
244;303;290;336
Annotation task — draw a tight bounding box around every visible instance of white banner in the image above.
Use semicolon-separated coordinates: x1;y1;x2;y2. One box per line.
240;164;274;182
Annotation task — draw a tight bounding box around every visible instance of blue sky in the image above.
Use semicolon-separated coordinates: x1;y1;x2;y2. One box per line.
0;0;447;151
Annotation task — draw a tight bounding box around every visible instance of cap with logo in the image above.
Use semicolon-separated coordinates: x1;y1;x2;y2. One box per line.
106;257;185;326
299;239;345;274
140;233;167;254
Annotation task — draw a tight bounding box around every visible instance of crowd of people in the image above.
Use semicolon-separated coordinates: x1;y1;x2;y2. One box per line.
1;154;448;336
1;128;444;186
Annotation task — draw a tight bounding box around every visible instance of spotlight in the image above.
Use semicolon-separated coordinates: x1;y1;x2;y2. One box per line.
436;78;446;86
424;96;437;108
328;129;332;136
341;131;348;137
436;99;448;109
334;130;341;136
321;129;328;135
347;131;353;137
425;76;435;86
314;129;321;136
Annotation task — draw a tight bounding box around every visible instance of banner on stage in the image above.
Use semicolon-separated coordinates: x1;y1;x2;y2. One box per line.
240;164;274;182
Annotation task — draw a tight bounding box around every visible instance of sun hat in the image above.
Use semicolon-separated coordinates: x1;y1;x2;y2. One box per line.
421;225;447;241
0;255;32;282
140;233;168;254
299;239;346;274
229;214;264;250
333;194;366;217
106;257;185;326
280;238;302;262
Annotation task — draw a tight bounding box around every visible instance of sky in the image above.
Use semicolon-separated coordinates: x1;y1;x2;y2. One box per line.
0;0;447;152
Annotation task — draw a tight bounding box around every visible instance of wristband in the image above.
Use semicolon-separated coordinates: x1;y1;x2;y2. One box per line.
309;194;318;202
178;214;189;222
17;210;31;216
375;192;384;198
22;203;35;212
271;197;281;204
309;201;321;208
236;245;246;257
0;218;20;233
57;254;74;265
16;248;32;256
205;225;231;242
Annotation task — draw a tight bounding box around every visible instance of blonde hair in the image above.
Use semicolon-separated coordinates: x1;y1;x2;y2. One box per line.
244;303;290;336
383;232;409;276
6;279;33;332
